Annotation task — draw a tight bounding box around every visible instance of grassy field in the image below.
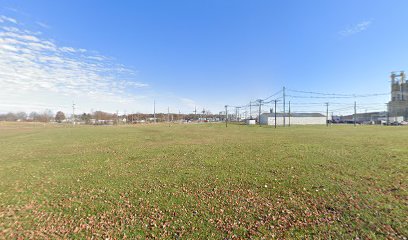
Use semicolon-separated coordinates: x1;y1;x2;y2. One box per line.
0;122;407;239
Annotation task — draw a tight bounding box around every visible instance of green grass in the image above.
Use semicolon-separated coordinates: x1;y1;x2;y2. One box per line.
0;122;407;239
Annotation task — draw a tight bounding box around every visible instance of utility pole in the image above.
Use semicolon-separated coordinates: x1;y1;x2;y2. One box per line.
283;87;286;127
72;103;75;126
201;108;205;122
194;106;197;121
249;101;252;119
354;101;357;127
326;102;329;127
167;106;170;123
153;100;156;123
386;103;390;125
258;99;262;126
274;100;277;128
225;105;228;127
288;101;291;127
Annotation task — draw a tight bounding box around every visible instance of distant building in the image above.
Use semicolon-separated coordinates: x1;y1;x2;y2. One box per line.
334;111;405;124
246;119;256;125
260;112;326;125
336;112;387;123
388;71;408;120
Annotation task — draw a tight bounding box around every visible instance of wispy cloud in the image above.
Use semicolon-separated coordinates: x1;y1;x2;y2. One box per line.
0;15;149;112
178;97;198;109
0;15;17;24
36;21;50;29
339;20;372;37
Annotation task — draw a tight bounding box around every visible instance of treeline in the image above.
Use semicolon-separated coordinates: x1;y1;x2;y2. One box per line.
0;110;223;123
0;110;116;123
126;113;222;122
0;110;53;122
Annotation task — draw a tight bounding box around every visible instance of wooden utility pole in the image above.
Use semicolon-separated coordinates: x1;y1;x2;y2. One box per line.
249;101;252;119
354;101;357;127
194;106;197;121
72;103;75;126
274;100;277;128
167;107;170;122
225;105;228;127
326;102;329;127
288;101;291;127
283;87;286;127
153;100;156;123
258;99;262;126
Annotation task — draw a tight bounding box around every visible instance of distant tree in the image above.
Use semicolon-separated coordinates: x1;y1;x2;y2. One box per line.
80;113;92;124
93;111;114;120
55;111;66;123
36;113;48;122
37;110;53;122
44;109;54;122
15;112;27;121
4;112;17;121
27;110;53;122
29;112;39;121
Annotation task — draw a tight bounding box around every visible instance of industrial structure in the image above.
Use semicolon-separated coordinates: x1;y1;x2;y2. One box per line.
388;71;408;120
260;112;326;126
332;112;401;124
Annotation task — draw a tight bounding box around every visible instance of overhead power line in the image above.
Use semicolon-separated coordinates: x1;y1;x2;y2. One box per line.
287;88;389;97
286;93;389;99
262;89;283;101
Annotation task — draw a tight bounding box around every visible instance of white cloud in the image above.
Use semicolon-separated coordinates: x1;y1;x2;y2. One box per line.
0;15;17;24
0;14;207;114
339;20;372;37
125;81;149;88
36;21;50;29
59;46;76;53
86;55;108;61
0;16;151;113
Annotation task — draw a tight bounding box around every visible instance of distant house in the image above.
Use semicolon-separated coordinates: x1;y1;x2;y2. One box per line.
90;119;114;125
260;112;326;126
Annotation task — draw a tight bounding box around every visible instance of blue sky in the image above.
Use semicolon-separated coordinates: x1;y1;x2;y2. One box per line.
1;1;407;115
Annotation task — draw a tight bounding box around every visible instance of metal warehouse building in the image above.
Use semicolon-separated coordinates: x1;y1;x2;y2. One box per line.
260;113;326;126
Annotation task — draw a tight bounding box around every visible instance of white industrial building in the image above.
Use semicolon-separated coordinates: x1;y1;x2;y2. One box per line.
260;113;327;126
246;119;256;125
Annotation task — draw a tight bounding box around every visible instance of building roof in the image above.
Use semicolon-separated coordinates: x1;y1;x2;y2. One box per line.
337;111;387;120
261;112;325;117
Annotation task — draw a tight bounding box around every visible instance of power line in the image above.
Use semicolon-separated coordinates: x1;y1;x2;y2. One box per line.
226;86;392;122
287;88;389;97
286;94;389;99
262;89;283;101
287;88;352;96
